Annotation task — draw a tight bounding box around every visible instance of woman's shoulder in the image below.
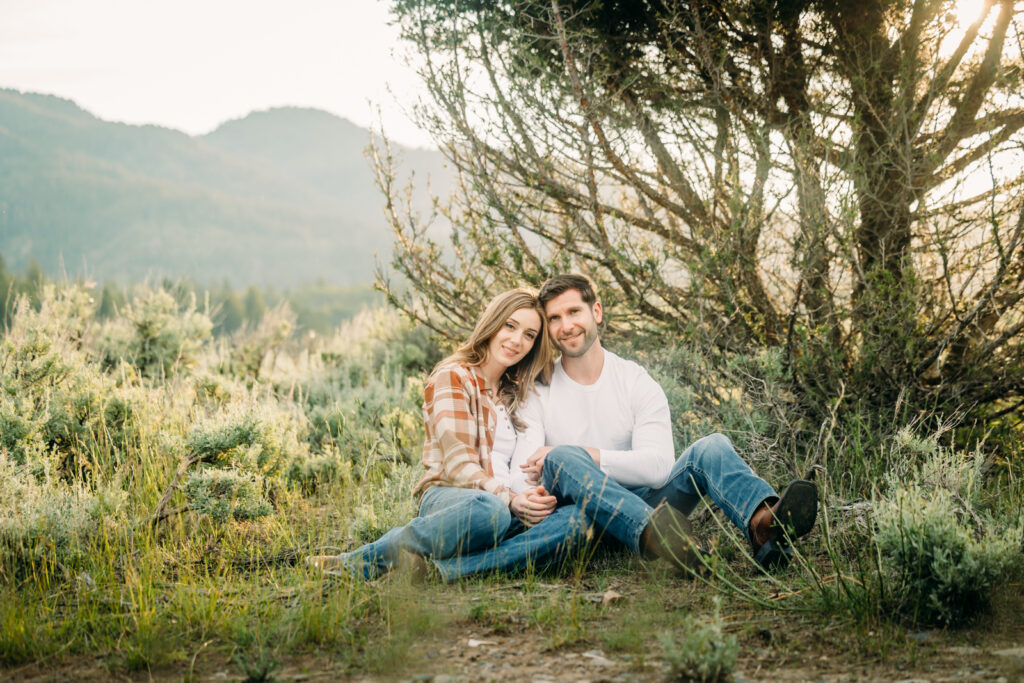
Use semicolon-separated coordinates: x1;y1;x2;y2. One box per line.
427;362;480;390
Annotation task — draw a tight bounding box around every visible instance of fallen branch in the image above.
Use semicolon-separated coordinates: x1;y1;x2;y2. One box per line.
151;454;202;528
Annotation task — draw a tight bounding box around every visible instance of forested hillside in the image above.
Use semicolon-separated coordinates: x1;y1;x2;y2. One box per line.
0;89;450;286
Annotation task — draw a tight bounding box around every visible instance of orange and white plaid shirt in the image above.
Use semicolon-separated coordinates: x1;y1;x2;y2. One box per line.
412;362;514;505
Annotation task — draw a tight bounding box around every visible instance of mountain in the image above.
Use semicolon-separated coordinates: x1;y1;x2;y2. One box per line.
0;89;450;286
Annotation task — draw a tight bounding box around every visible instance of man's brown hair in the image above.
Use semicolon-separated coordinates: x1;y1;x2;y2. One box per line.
538;273;598;307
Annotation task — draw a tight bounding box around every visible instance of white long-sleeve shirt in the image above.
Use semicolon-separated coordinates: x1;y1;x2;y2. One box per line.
514;350;675;489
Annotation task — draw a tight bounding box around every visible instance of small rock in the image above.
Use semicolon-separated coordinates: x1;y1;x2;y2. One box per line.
601;589;624;605
582;650;616;667
993;647;1024;658
467;638;495;647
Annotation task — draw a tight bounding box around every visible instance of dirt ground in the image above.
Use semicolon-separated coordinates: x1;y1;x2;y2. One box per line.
3;577;1022;682
4;632;1023;682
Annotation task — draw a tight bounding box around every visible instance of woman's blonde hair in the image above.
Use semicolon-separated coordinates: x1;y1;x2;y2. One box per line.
434;288;553;429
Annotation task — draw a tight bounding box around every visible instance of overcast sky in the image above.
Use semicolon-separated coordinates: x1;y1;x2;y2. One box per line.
0;0;432;147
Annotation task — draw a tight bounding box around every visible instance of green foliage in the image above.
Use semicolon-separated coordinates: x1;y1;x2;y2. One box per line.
186;416;262;466
0;286;139;476
0;457;126;569
99;289;212;378
232;643;281;683
874;480;1022;627
183;469;272;522
382;0;1024;454
658;600;738;683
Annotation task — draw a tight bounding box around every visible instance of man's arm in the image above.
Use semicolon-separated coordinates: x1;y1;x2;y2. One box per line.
596;372;674;487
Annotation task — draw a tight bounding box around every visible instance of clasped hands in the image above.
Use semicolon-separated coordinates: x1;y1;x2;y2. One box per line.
509;446;556;526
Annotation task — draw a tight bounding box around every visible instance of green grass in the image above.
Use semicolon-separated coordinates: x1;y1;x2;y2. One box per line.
0;283;1022;679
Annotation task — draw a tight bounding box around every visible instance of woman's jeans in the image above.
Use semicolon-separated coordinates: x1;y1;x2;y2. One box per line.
335;485;512;579
432;433;776;581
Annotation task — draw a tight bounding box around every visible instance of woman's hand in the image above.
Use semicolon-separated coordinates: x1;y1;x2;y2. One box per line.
509;486;557;526
521;446;554;485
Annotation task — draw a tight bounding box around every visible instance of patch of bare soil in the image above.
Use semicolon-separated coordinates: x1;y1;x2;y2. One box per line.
3;578;1022;682
3;633;1022;682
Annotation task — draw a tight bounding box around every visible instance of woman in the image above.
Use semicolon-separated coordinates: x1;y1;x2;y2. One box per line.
307;288;555;579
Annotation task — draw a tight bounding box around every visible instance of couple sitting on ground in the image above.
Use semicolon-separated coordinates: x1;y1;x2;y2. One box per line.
307;274;818;582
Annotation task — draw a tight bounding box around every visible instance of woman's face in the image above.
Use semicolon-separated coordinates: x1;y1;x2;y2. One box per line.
487;306;542;370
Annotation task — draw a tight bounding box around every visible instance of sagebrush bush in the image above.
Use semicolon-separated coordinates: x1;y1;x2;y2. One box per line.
629;339;801;482
873;483;1022;627
98;289;212;378
183;468;272;522
0;287;138;477
0;457;126;569
658;599;738;683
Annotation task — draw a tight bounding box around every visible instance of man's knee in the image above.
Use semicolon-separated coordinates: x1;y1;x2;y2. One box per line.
692;432;736;463
543;445;595;479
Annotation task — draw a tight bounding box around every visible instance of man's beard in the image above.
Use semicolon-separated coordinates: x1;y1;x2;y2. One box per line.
556;326;598;358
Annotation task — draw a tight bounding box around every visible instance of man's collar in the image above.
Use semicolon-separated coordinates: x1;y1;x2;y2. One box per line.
560;344;606;386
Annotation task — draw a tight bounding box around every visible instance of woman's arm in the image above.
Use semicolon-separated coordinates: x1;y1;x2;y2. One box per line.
507;394;544;493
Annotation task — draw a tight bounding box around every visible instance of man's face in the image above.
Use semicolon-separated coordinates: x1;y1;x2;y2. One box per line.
543;289;602;358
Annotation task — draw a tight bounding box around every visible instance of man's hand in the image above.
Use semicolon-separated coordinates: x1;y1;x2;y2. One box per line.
522;446;601;485
521;446;555;485
509;486;557;526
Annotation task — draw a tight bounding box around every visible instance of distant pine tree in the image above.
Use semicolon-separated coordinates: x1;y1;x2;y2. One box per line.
23;258;45;310
214;283;244;336
243;286;267;327
96;281;125;320
0;253;11;330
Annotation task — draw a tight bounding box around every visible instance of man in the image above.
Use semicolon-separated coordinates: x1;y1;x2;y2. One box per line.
429;273;817;581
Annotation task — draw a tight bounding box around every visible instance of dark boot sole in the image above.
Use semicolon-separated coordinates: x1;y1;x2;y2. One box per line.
773;479;818;540
752;480;818;572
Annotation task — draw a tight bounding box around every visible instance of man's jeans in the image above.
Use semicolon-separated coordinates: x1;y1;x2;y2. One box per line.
335;485;512;579
433;433;776;581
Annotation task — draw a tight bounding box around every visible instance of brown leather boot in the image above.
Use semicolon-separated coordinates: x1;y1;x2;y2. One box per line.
641;502;701;576
395;549;431;584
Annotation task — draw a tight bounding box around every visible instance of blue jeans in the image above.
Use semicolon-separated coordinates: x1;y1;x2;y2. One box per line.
334;485;512;579
432;433;777;581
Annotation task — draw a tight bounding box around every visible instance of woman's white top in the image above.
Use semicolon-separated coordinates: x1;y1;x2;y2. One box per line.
490;402;539;494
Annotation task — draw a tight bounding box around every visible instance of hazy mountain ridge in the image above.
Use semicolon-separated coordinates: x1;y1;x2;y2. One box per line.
0;89;448;286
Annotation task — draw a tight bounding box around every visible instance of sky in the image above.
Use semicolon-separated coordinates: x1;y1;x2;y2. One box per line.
0;0;433;147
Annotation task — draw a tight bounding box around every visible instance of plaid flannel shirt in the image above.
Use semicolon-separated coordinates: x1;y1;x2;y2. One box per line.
412;362;513;505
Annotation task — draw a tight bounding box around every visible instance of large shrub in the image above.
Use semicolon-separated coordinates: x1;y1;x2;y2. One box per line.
0;288;138;477
98;289;212;378
873;444;1023;627
0;457;126;570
